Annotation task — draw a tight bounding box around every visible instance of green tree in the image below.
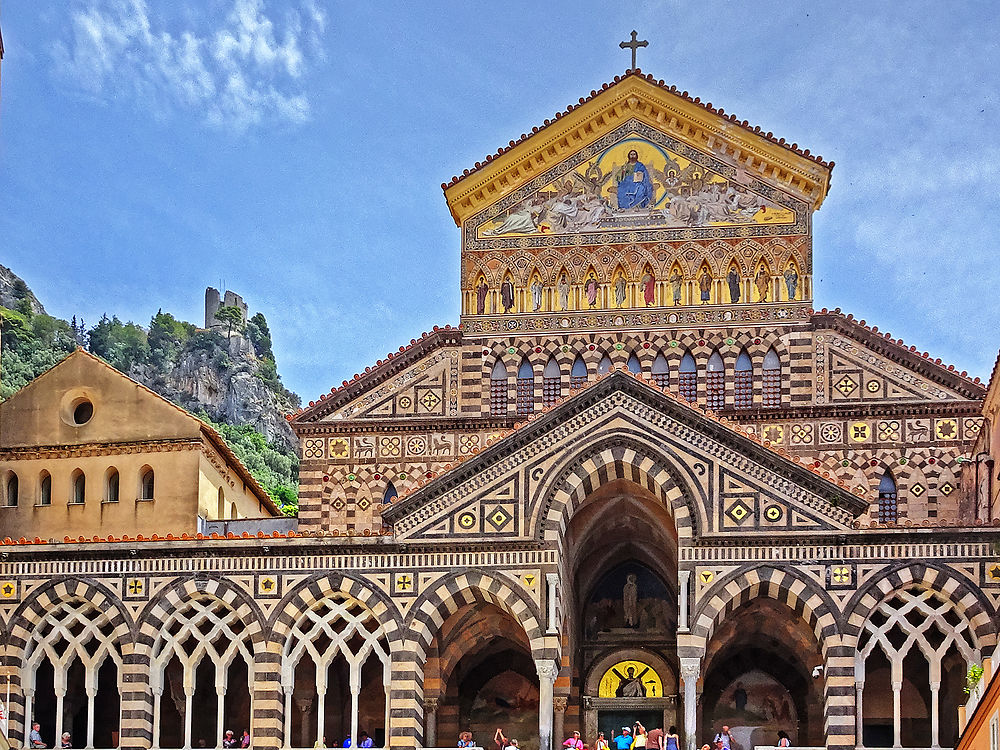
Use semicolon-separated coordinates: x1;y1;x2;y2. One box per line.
88;315;150;372
246;312;274;360
214;305;245;340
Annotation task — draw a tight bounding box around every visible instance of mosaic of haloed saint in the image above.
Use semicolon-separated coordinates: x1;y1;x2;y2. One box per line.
478;137;794;237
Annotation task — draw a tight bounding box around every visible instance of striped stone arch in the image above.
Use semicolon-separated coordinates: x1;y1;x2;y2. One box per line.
269;571;403;641
732;239;765;275
405;569;549;662
843;562;996;649
532;433;697;543
136;574;266;652
8;578;134;746
464;254;495;288
9;577;134;644
690;565;840;652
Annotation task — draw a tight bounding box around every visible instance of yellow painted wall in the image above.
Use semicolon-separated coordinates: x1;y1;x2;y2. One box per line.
0;448;201;539
0;351;200;448
198;451;272;521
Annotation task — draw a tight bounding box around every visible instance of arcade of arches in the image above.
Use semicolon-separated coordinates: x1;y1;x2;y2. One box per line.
3;68;1000;750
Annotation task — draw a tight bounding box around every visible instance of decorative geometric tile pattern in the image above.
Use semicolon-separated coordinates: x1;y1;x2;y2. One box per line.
835;375;858;397
725;499;753;525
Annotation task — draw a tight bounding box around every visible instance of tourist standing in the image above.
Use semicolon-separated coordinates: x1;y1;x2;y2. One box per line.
644;726;663;750
60;733;71;749
458;731;475;747
563;730;584;748
663;726;680;750
631;723;647;749
240;730;251;748
223;730;239;748
776;730;791;747
612;727;632;750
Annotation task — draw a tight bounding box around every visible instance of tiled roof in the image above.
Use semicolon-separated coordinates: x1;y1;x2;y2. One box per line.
811;308;986;399
442;69;832;191
288;325;462;424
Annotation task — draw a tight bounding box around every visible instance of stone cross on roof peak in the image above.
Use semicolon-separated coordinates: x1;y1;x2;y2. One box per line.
619;30;648;71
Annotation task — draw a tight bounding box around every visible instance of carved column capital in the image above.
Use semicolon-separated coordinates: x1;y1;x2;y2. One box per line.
535;658;559;682
553;696;569;713
424;697;439;712
679;657;701;683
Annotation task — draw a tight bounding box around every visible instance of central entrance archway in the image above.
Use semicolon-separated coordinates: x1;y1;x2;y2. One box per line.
566;478;681;743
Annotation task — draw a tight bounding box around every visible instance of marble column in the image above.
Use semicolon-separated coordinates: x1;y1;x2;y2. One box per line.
424;698;438;748
535;660;558;750
677;571;691;633
930;681;940;749
553;696;568;746
854;681;864;749
891;680;902;748
679;658;700;750
546;574;559;634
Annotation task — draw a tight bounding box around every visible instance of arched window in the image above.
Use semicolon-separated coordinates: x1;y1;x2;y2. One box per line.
626;352;641;374
543;357;561;407
217;485;226;518
596;355;613;375
490;359;509;416
230;502;238;520
570;356;588;390
70;470;86;505
4;473;17;507
762;347;781;407
878;471;898;524
516;359;534;417
383;481;398;504
39;471;51;506
706;351;725;410
651;352;669;389
679;352;697;402
104;468;119;503
734;349;753;409
141;468;155;501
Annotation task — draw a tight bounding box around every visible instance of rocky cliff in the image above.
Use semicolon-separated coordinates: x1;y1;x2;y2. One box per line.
0;264;46;316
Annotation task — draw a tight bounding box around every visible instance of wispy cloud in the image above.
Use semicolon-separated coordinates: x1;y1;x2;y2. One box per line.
51;0;325;129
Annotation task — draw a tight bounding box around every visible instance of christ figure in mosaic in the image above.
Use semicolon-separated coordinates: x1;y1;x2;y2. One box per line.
615;150;653;209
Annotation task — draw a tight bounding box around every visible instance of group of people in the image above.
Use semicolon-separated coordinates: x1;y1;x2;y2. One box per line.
28;722;256;749
478;723;791;750
697;725;791;749
313;731;375;748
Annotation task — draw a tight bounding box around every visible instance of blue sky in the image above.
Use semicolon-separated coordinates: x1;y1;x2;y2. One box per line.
1;1;999;400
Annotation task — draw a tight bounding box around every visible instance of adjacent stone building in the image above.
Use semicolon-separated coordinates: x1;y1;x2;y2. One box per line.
0;71;997;750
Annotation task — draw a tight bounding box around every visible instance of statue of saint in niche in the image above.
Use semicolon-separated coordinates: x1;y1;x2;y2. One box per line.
623;573;639;627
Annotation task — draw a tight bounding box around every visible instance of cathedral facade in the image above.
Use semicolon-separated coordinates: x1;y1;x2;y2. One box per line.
1;72;998;750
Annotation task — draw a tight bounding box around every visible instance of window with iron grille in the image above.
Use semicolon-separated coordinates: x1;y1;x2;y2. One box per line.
734;350;752;409
490;360;508;416
762;348;781;407
570;356;587;390
516;359;534;416
877;471;898;524
542;357;561;407
706;351;725;411
678;352;697;402
651;352;669;389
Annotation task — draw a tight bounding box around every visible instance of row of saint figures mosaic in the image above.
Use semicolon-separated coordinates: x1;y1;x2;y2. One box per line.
476;138;796;238
470;262;802;315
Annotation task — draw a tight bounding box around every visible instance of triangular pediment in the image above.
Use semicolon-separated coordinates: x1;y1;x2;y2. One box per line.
0;349;203;447
444;73;832;230
383;371;865;542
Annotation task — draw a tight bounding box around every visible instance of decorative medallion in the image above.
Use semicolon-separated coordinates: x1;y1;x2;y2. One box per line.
850;422;870;442
835;375;858;397
487;505;513;531
820;423;842;443
725;500;753;525
935;419;958;440
457;512;476;530
763;504;783;522
328;439;349;459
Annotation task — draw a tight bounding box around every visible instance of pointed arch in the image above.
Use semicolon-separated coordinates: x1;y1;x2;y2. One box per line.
104;468;119;504
490;359;509;416
626;352;641;374
762;347;781;407
706;350;725;411
531;434;698;544
725;262;743;304
611;264;629;308
516;358;534;417
651;351;670;388
542;356;561;407
570;355;588;389
38;470;51;506
734;349;752;409
678;351;697;401
383;482;398;505
596;353;613;375
70;469;86;505
878;469;899;524
696;260;713;304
